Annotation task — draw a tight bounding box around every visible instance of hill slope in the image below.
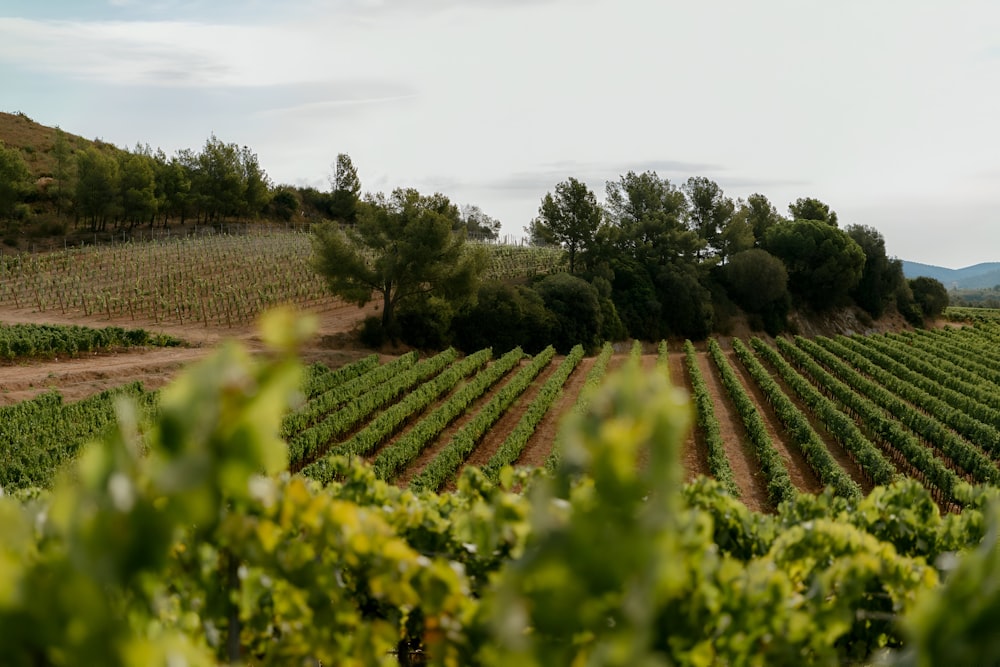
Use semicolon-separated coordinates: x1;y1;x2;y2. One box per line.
902;260;1000;290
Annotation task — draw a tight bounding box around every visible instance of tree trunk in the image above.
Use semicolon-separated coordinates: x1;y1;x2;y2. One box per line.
381;288;394;332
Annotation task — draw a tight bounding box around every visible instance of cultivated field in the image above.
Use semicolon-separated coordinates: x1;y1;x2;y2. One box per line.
3;231;998;516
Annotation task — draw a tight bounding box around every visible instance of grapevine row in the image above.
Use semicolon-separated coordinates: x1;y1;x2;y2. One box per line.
749;337;898;487
481;345;585;483
708;338;796;506
823;335;1000;455
778;337;963;505
544;342;615;472
409;346;557;492
812;336;1000;475
683;340;740;496
365;347;526;483
335;348;493;458
731;339;861;500
280;352;418;439
287;349;457;469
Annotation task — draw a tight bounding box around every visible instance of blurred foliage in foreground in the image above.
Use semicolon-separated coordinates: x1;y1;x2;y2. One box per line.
1;309;999;665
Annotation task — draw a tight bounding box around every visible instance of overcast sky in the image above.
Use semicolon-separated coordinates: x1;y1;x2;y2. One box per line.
3;0;1000;268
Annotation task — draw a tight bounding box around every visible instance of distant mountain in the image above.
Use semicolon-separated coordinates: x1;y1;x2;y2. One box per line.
902;260;1000;290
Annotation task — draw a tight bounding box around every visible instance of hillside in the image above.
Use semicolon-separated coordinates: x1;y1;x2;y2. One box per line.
902;259;1000;289
0;110;94;179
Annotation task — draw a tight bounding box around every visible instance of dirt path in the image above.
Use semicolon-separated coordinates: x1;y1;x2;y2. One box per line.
0;301;378;405
0;347;211;405
514;355;594;469
670;351;710;483
695;353;771;512
725;349;824;495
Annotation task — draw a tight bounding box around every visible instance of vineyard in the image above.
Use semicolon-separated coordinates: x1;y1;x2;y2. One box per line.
0;229;564;329
2;313;999;665
7;234;1000;661
8;310;1000;520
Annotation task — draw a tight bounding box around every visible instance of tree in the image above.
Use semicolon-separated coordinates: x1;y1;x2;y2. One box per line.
604;170;699;265
239;146;271;219
529;177;602;274
763;219;865;310
329;153;361;223
534;272;605;353
718;206;755;264
75;146;120;231
268;187;300;222
0;141;31;220
846;224;905;318
744;193;784;245
724;249;788;313
452;282;554;354
197;134;243;222
155;153;192;226
908;276;949;321
311;187;486;337
788;197;838;226
118;151;157;228
683;176;735;259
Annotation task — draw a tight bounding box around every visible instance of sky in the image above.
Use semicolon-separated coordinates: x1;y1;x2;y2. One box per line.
2;0;1000;268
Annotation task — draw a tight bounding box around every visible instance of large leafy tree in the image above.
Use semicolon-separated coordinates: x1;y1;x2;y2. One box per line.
763;219;865;310
744;193;784;245
604;170;699;264
312;187;486;335
529;177;602;274
118;151;157;228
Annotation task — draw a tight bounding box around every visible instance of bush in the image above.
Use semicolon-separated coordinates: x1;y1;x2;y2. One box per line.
452;282;554;354
358;315;386;348
534;272;604;353
397;296;454;350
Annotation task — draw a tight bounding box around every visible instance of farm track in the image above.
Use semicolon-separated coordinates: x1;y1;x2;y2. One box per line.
725;348;825;496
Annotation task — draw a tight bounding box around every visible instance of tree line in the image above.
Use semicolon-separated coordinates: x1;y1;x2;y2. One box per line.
0;128;505;243
313;170;949;352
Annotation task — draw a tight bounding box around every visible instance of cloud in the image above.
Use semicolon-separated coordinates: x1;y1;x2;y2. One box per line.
0;16;348;87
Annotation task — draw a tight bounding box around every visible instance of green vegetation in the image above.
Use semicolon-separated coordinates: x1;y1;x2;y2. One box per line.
4;314;1000;664
0;322;180;360
311;187;487;340
0;230;561;330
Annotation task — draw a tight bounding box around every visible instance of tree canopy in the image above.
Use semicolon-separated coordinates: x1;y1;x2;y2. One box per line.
528;177;602;274
763;219;865;309
311;187;486;337
788;197;838;226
